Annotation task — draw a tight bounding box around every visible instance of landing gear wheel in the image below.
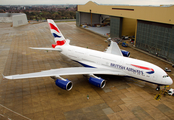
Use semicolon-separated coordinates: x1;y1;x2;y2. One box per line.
156;86;160;91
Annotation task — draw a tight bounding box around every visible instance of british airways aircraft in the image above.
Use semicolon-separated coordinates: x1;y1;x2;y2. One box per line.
3;19;173;91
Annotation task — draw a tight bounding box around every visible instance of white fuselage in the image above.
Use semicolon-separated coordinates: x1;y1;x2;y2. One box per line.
56;45;173;86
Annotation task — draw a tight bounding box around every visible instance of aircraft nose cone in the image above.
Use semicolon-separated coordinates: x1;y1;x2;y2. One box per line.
168;77;173;85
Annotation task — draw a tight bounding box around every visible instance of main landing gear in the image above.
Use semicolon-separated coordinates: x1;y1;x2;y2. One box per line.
156;85;160;91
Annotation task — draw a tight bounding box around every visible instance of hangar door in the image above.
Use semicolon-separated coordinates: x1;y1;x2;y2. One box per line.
136;20;174;63
110;17;122;38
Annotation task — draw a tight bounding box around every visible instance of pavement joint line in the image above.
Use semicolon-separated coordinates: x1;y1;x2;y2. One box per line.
0;114;4;117
0;104;31;120
0;113;12;120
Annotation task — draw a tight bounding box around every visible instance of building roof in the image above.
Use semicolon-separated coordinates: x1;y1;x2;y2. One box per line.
77;1;174;25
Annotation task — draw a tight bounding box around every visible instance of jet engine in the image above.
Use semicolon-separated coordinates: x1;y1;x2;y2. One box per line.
54;77;73;91
121;50;130;57
88;75;106;88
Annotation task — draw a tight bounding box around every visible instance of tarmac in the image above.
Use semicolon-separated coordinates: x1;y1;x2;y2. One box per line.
0;21;174;120
85;26;110;37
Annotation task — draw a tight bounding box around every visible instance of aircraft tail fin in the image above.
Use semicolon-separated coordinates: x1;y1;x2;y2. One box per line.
47;19;67;47
105;41;123;56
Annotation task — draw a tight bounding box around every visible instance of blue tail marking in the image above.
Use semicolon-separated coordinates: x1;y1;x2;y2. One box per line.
52;33;61;38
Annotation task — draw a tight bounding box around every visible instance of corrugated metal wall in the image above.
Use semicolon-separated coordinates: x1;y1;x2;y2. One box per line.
110;17;122;38
136;20;174;63
76;12;80;26
79;13;100;25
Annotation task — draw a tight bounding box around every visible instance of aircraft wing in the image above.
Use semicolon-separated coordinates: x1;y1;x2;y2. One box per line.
3;67;127;80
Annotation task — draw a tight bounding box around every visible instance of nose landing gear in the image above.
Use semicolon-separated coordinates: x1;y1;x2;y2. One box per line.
156;85;160;91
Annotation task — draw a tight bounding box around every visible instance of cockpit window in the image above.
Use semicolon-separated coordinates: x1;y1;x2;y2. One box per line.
163;75;169;78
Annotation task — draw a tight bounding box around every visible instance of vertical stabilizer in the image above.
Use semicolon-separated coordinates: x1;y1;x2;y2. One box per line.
47;19;66;46
105;41;123;56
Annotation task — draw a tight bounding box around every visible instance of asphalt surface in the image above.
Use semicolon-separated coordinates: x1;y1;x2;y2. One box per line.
0;21;174;120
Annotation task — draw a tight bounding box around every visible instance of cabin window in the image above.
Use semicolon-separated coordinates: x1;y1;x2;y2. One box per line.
163;75;169;78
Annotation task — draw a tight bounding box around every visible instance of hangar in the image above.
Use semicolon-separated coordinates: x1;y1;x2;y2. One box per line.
0;13;28;27
76;1;174;63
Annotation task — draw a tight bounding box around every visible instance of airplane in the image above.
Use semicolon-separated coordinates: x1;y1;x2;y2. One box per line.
3;19;173;91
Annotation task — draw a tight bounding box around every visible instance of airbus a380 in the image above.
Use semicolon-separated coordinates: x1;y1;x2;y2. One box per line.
3;19;173;91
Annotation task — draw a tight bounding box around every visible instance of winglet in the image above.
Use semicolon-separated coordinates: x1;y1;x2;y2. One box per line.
2;74;5;80
2;74;13;80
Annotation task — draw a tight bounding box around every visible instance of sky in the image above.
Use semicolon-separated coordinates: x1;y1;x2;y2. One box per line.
1;0;174;5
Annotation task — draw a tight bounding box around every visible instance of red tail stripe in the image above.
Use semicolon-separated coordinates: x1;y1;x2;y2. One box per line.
56;40;66;46
52;40;66;48
49;23;60;33
52;44;56;48
131;64;154;71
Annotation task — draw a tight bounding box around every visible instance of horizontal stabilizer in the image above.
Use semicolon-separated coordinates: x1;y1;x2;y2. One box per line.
29;47;62;51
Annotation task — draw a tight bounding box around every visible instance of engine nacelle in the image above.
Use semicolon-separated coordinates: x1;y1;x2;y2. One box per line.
89;77;106;88
55;79;73;91
121;50;130;57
